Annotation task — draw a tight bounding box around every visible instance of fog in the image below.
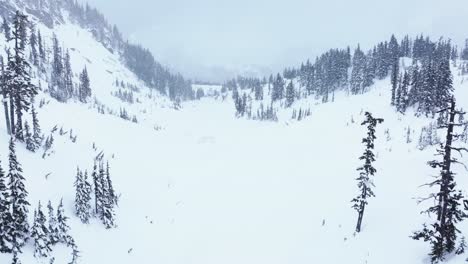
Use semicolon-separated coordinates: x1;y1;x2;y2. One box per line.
86;0;468;82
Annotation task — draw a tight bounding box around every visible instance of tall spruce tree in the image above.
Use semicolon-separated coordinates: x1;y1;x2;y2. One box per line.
31;202;51;258
75;168;92;224
285;81;295;107
8;11;37;141
56;199;73;246
0;158;13;253
47;201;59;245
352;112;383;233
79;67;91;103
7;138;29;252
412;99;468;263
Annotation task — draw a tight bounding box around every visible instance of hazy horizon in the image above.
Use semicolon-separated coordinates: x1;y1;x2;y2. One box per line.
85;0;468;82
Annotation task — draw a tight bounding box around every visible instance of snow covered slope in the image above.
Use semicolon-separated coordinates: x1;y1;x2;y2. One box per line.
0;2;468;264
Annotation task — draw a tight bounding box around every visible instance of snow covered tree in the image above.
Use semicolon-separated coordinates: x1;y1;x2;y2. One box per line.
29;26;38;66
31;103;42;149
47;201;59;245
106;162;117;206
0;158;12;253
285;81;295;107
92;162;103;218
64;50;74;99
24;121;34;152
75;168;92;224
271;73;284;102
7;137;30;251
412;98;468;263
79;67;91;103
6;12;37;141
352;112;384;233
390;58;399;105
350;45;365;94
31;202;51;258
100;162;115;228
56;199;74;247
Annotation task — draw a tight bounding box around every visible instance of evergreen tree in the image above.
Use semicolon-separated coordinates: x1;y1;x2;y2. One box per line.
29;26;38;66
8;11;37;141
37;30;45;66
390;58;399;105
398;71;409;113
64;50;73;99
412;99;468;263
75;168;92;224
106;162;117;206
47;201;59;245
31;202;51;258
352;112;384;233
7;138;30;252
31;103;42;149
285;81;295;107
24;121;34;152
79;67;91;103
0;158;12;253
92;162;103;218
56;199;73;246
350;45;365;94
271;73;284;101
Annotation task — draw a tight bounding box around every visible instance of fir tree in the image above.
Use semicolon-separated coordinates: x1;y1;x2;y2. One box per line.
7;138;30;252
47;201;59;245
412;99;468;263
31;103;42;149
79;67;91;103
0;158;12;253
31;202;51;258
56;199;73;246
271;73;284;102
75;168;92;224
285;81;295;107
92;162;103;218
352;112;384;233
8;12;37;141
24;121;34;152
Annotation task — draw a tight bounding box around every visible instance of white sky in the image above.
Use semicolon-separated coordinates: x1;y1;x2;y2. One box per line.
85;0;468;82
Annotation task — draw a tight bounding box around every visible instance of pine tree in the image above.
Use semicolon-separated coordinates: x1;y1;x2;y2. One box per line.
47;201;59;245
285;81;295;107
31;202;51;258
0;158;13;253
271;73;284;102
64;50;73;99
390;58;399;105
8;12;37;141
56;199;73;246
79;67;91;103
99;162;115;228
29;26;38;66
106;162;117;206
350;45;365;94
75;168;92;224
31;103;42;149
92;162;103;218
352;112;384;233
7;138;30;252
412;99;468;263
24;121;34;152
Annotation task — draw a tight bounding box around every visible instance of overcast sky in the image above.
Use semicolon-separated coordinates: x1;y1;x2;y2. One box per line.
86;0;468;82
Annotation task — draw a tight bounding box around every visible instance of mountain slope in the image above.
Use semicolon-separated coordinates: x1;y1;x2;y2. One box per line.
0;2;467;264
